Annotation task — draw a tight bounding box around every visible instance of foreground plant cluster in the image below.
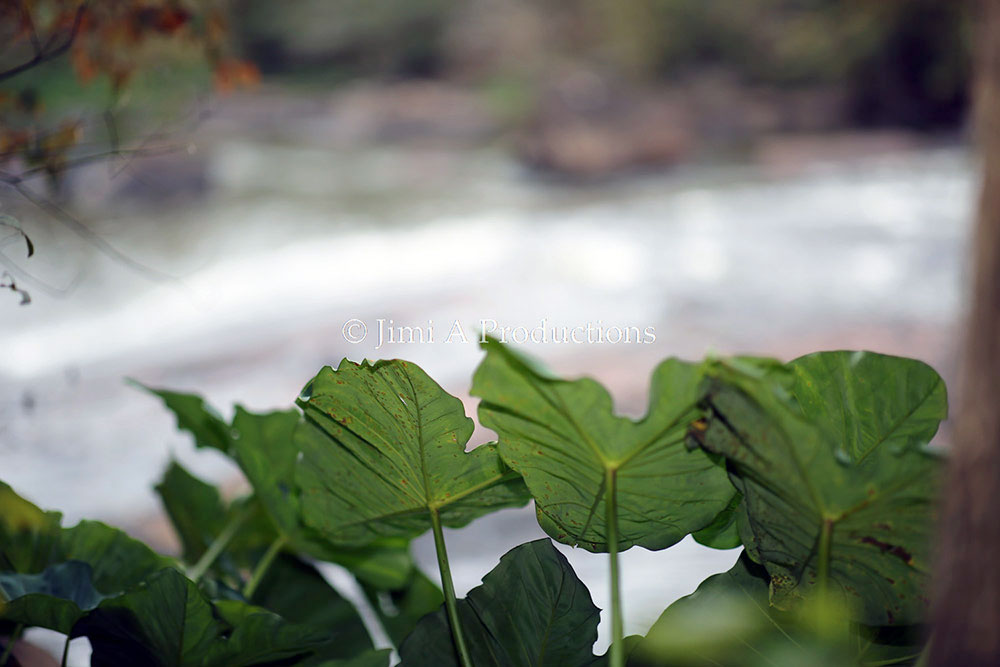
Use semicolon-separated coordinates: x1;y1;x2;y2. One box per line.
0;339;945;666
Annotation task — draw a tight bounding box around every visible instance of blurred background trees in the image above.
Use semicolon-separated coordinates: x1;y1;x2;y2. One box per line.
232;0;969;129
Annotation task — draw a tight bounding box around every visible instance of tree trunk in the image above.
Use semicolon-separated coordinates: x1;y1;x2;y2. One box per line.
930;1;1000;664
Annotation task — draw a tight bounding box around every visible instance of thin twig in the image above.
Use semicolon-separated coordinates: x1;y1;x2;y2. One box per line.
8;180;176;282
0;3;88;83
0;145;182;184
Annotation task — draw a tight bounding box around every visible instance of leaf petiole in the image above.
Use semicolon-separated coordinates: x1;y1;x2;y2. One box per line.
187;502;252;582
606;467;624;667
0;623;23;667
243;535;288;599
430;508;473;667
817;517;834;596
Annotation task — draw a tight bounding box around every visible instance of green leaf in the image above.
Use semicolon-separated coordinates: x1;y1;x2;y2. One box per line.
295;359;530;546
0;482;174;595
633;552;828;666
787;351;947;464
691;493;743;550
155;461;228;564
0;561;104;634
0;480;62;573
230;406;417;589
471;338;734;552
74;568;328;667
692;352;945;625
633;552;924;666
361;568;444;647
134;383;233;453
250;553;373;661
59;520;176;595
398;539;601;666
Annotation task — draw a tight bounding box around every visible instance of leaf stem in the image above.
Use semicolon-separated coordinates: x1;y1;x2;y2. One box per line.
0;623;23;666
187;503;252;582
817;518;834;596
61;636;71;667
606;467;624;667
430;508;473;667
243;535;288;600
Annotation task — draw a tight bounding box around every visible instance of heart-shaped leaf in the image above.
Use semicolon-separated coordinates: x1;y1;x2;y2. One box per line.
691;351;945;625
398;539;601;666
471;338;734;552
295;359;530;546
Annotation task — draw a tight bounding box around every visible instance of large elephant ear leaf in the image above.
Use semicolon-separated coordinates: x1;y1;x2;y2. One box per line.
692;353;945;625
74;568;329;667
471;338;734;552
0;561;105;634
294;358;530;546
398;539;601;667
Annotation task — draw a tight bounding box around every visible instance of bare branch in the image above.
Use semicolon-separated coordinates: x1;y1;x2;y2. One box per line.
0;3;87;83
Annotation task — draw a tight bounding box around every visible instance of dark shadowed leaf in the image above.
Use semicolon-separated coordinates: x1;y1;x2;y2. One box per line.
74;568;328;667
295;359;530;546
315;649;392;667
398;539;601;667
361;568;443;647
692;352;945;625
472;338;734;552
0;561;104;633
251;553;373;661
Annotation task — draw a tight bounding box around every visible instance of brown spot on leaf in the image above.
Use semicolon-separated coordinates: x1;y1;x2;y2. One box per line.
861;536;913;564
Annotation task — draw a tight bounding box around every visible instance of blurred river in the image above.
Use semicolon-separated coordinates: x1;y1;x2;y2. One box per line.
0;141;973;656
